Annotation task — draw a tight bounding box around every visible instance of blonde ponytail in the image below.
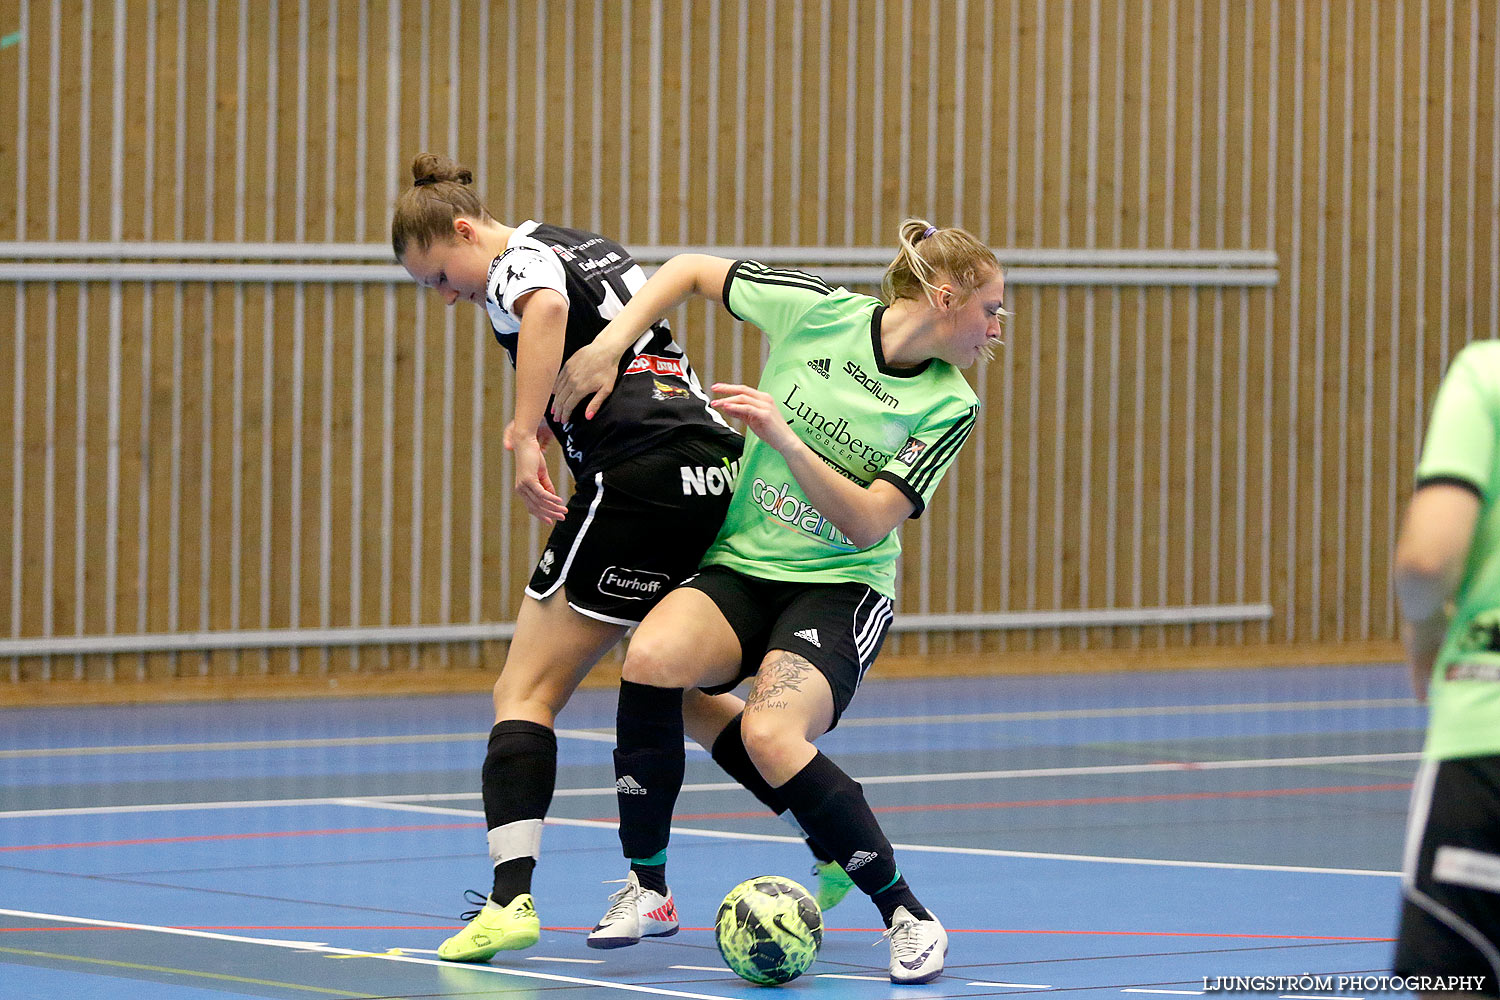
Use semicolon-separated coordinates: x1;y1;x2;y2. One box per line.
881;218;1000;307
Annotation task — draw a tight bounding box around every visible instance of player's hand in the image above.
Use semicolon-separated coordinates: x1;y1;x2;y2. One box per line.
552;338;621;422
709;383;799;453
505;425;568;523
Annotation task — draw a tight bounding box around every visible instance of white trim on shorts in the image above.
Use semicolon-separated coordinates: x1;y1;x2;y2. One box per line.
851;590;894;681
567;601;644;627
525;472;607;603
1401;756;1500;982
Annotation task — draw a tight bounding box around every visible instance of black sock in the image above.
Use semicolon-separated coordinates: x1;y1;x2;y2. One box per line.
708;714;835;864
481;720;557;906
871;875;929;925
775;752;929;922
613;680;685;862
630;858;669;894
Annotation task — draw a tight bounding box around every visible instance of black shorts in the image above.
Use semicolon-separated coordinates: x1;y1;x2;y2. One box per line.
526;434;741;626
684;564;895;728
1394;755;1500;995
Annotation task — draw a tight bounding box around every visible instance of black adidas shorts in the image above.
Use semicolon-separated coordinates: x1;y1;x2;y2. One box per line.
1394;754;1500;995
685;564;895;729
526;434;741;626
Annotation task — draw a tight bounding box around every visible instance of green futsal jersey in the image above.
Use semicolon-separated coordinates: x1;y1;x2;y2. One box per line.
702;260;980;597
1416;340;1500;760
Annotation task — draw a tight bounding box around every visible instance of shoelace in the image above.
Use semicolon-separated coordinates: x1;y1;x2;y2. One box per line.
599;878;639;922
878;915;925;960
458;888;490;922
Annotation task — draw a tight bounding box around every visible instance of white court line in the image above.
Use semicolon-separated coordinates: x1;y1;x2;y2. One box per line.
526;956;605;964
0;697;1422;760
0;907;740;1000
819;974;889;981
969;981;1052;989
0;787;1405;877
671;965;732;973
0;749;1424;820
1121;990;1205;996
319;799;1405;877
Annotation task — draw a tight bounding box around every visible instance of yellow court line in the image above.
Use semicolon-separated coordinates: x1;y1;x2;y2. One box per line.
0;944;359;995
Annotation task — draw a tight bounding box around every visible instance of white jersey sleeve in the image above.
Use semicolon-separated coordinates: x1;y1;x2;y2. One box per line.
484;239;569;333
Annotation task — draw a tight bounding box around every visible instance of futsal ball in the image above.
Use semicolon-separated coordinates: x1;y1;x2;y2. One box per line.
715;875;823;985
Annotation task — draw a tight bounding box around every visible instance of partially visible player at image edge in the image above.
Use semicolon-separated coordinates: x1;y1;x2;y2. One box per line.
1393;339;1500;999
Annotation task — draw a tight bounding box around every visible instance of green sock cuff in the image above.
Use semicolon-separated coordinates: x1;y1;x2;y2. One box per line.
875;870;902;895
630;850;667;867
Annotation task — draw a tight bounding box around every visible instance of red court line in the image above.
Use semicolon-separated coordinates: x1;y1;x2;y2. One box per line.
0;924;1394;942
663;781;1415;822
0;821;484;853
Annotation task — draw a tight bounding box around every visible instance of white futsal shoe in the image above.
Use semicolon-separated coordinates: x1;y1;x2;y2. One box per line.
585;871;679;949
885;905;948;984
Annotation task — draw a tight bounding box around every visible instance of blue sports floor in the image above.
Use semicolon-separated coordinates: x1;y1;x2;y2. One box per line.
0;664;1420;999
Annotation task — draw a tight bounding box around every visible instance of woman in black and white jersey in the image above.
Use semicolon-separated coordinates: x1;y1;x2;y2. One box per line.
391;153;754;962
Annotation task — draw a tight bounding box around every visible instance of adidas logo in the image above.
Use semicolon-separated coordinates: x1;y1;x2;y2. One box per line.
807;358;831;378
616;775;647;795
846;850;878;871
793;627;821;648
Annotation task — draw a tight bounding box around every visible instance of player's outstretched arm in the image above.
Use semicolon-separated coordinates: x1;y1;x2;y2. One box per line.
552;254;735;421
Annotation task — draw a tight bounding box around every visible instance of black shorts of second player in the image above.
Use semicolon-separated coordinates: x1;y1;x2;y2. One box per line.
526;433;741;626
685;564;895;729
1394;754;1500;995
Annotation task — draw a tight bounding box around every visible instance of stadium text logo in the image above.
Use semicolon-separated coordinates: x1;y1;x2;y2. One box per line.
782;384;892;474
843;361;899;408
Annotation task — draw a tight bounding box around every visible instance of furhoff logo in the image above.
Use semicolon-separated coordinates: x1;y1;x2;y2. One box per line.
538;549;556;574
598;566;671;600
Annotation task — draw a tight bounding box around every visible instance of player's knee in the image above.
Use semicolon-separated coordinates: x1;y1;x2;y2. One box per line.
739;711;799;772
492;673;564;726
621;635;698;688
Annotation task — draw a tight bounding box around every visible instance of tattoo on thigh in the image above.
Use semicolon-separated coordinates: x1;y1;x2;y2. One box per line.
746;651;813;712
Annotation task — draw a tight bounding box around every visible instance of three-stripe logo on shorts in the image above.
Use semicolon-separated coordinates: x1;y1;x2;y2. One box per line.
852;591;895;682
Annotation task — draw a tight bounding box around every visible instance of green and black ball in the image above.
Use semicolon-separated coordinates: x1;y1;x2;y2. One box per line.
714;876;823;985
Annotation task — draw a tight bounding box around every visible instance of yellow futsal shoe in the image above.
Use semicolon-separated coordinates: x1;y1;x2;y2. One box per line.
812;860;855;911
437;891;541;961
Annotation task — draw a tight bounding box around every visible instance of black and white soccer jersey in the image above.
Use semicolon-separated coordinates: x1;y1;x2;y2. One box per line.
484;221;737;479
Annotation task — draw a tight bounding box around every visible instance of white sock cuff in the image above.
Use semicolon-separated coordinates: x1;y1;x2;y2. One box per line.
487;819;544;865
